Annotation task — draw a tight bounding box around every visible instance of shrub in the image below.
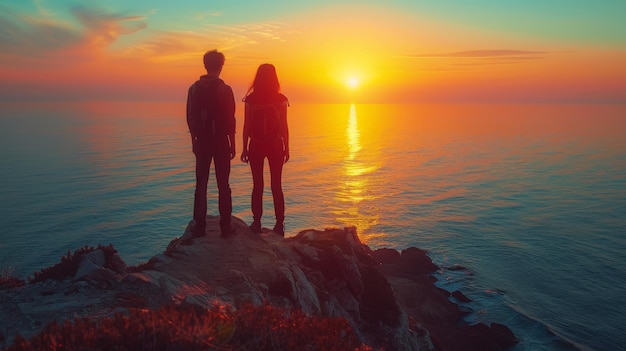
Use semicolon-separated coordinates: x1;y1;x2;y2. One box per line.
232;304;369;351
28;244;118;284
4;304;372;351
6;304;234;351
0;266;25;289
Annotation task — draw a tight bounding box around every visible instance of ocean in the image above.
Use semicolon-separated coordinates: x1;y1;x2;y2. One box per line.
1;101;625;350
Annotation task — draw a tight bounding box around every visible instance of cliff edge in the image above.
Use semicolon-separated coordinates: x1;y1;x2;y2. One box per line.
0;215;516;350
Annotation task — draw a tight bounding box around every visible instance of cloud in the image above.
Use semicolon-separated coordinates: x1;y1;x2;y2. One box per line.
395;49;549;69
0;10;81;56
0;4;147;58
410;50;547;58
33;0;56;17
71;6;147;49
194;11;224;20
1;1;288;68
119;21;289;64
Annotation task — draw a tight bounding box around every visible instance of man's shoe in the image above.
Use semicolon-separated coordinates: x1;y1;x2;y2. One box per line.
191;220;206;237
250;220;262;233
220;222;234;238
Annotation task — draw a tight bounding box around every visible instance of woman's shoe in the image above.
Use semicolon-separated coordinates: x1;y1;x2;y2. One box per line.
272;222;284;236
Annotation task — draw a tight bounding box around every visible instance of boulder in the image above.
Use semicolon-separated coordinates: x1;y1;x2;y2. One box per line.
427;322;517;351
375;245;517;350
74;249;106;280
371;247;401;264
398;247;439;275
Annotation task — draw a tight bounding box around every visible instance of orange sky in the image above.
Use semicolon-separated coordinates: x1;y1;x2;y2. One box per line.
1;2;625;103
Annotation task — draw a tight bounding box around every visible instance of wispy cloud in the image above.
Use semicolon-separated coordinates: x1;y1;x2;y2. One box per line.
1;1;291;69
194;11;224;20
409;50;547;58
71;6;147;49
33;0;56;17
121;21;291;65
0;13;80;57
0;4;147;58
396;49;549;69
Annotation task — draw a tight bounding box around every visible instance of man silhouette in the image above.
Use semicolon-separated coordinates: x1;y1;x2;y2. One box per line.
186;49;236;238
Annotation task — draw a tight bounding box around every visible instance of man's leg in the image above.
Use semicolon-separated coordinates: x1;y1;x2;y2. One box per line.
214;150;232;234
193;151;211;235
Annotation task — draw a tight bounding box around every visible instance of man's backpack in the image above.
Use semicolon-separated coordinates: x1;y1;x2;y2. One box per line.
189;80;223;138
249;103;281;140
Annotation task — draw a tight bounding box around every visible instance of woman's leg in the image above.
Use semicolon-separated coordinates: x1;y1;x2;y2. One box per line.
267;149;285;229
248;146;265;228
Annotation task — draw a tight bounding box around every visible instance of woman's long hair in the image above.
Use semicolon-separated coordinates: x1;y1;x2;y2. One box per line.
246;64;280;98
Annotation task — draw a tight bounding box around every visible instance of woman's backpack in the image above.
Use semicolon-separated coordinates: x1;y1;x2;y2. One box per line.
249;103;281;141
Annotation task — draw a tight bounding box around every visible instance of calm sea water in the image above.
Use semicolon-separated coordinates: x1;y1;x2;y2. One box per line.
1;101;625;350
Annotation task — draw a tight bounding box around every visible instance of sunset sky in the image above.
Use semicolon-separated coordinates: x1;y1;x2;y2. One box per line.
1;1;625;103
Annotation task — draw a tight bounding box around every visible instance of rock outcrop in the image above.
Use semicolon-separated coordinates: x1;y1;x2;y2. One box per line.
0;215;516;351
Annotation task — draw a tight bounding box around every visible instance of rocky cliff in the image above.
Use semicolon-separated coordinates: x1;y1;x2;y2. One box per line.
0;215;516;350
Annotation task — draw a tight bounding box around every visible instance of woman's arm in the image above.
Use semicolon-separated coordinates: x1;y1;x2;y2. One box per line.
240;101;251;163
280;99;289;163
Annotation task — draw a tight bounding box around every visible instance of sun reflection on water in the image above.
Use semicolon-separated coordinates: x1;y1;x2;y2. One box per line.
333;104;382;242
347;104;361;159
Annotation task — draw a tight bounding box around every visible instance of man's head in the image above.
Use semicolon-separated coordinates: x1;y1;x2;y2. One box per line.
203;50;225;74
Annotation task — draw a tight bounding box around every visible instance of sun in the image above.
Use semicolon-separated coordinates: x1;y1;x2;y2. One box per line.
346;76;360;89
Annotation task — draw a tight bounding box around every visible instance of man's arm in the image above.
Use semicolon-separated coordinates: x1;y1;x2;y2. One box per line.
186;85;194;138
224;85;236;160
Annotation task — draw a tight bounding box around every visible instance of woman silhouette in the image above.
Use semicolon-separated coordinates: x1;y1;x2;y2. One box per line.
241;64;290;235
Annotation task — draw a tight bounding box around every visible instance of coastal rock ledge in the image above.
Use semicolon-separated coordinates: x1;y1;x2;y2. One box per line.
0;216;516;351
